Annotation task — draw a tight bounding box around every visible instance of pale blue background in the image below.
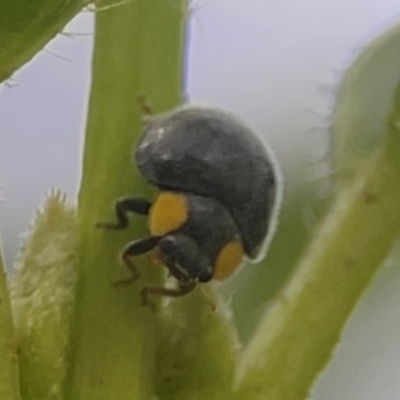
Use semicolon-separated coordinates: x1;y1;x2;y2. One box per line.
1;1;400;398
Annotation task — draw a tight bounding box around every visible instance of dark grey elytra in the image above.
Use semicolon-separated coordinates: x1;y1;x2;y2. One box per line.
136;106;278;259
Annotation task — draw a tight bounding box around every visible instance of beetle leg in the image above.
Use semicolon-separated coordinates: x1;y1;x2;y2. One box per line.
141;280;196;306
113;236;161;286
97;197;152;230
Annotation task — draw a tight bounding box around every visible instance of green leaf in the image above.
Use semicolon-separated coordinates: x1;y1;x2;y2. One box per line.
0;0;87;83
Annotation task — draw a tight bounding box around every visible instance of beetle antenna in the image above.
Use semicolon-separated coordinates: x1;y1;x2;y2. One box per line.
137;95;154;116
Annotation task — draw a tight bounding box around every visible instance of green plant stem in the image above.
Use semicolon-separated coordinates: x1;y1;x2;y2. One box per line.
234;95;400;399
66;1;186;399
156;289;238;400
0;0;87;83
0;248;20;400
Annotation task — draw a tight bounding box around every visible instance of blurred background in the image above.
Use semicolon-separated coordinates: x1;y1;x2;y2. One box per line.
1;0;400;398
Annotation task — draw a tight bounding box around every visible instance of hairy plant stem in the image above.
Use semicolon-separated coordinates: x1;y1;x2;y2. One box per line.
234;91;400;399
0;249;20;400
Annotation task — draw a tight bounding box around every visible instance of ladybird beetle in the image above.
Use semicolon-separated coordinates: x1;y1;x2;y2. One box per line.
98;105;281;305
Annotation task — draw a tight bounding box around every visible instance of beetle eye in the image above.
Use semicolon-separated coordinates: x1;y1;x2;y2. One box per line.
159;236;178;254
198;268;212;283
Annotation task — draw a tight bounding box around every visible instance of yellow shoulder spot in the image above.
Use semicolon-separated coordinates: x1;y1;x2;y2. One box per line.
214;240;244;281
149;192;188;236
